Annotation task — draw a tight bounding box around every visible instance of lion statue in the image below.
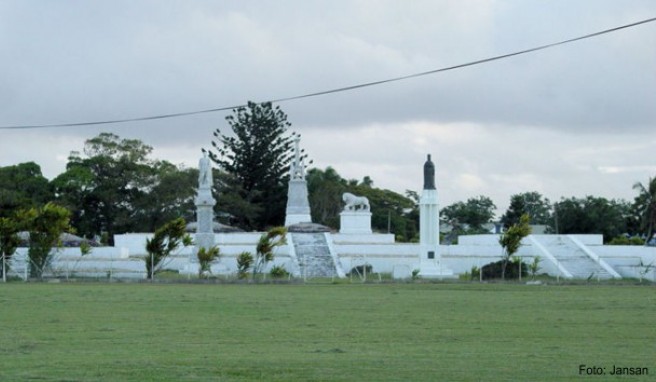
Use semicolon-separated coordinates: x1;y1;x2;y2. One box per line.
342;192;370;212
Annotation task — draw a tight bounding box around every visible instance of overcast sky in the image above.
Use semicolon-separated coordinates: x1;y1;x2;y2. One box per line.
1;1;655;216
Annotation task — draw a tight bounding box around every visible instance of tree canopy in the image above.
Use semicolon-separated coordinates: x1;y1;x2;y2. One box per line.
0;162;53;218
553;196;631;242
501;191;552;228
440;195;496;233
53;133;196;243
208;101;301;230
21;203;72;279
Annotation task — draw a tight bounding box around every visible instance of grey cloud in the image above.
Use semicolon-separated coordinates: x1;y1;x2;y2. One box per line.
0;0;654;214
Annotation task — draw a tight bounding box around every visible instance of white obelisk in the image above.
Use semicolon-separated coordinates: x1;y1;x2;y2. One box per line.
284;136;312;226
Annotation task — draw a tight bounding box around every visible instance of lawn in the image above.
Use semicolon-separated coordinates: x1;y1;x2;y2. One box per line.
0;282;654;381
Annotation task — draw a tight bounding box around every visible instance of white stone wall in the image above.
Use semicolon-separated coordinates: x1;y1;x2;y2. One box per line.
592;245;656;280
6;233;655;280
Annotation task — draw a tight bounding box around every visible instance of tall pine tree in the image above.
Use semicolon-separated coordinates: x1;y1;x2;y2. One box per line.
208;102;301;231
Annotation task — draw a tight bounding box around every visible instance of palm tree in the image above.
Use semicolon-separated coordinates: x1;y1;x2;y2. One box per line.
633;177;656;246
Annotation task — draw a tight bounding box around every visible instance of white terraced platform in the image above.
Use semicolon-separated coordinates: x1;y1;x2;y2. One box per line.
528;235;621;279
5;233;653;281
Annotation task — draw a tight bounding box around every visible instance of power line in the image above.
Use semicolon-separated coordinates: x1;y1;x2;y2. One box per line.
2;16;655;130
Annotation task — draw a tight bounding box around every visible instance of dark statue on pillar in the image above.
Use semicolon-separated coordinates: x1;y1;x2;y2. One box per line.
423;154;436;190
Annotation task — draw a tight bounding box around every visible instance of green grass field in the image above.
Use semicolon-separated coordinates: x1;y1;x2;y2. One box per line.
0;282;654;381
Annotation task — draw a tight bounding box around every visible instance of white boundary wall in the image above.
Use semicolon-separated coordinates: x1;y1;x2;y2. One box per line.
6;233;656;280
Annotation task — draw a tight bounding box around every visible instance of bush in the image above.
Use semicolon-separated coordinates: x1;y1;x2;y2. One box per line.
253;227;286;276
237;252;253;279
608;236;644;246
470;265;480;281
269;265;289;279
197;246;220;278
482;260;528;280
348;264;373;277
145;218;191;279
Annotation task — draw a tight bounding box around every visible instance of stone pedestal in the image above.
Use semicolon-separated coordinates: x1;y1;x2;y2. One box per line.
418;256;455;279
193;190;215;261
418;189;454;277
285;179;312;226
339;211;372;234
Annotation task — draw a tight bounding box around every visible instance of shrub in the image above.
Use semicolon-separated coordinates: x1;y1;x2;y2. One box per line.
608;236;644;246
470;265;480;281
253;227;287;276
349;264;373;277
482;260;528;280
529;256;541;280
269;265;289;279
197;246;220;278
79;241;92;256
145;218;192;279
0;216;22;281
237;252;253;279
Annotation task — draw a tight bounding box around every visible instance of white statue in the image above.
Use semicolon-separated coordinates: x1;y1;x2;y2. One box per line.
198;153;213;189
342;192;370;211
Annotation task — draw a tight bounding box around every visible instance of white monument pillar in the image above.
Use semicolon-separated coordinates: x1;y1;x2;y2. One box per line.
284;136;312;226
419;154;453;278
193;153;216;260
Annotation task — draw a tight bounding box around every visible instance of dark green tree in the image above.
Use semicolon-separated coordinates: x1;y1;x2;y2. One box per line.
441;196;496;233
20;203;72;279
553;196;629;242
0;162;53;218
306;167;348;228
131;161;197;233
351;184;418;241
208;101;301;230
501;191;552;228
53;133;197;243
633;177;656;245
213;170;262;228
52;133;155;243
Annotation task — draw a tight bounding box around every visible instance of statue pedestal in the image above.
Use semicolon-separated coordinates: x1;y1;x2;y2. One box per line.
418;243;455;279
419;258;456;279
339;211;372;234
285;179;312;226
193;190;215;262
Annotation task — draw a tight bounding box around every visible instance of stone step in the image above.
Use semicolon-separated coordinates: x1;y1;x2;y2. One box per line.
292;233;337;278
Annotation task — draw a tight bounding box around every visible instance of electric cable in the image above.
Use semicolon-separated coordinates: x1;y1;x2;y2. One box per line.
1;16;654;130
